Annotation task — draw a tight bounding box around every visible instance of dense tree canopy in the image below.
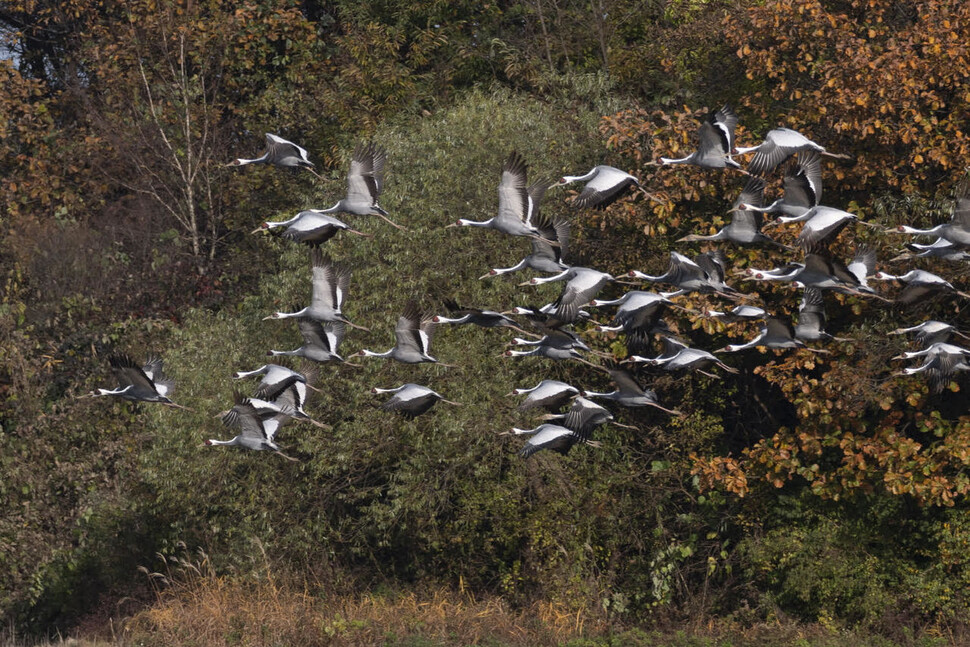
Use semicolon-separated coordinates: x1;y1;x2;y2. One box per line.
1;0;969;638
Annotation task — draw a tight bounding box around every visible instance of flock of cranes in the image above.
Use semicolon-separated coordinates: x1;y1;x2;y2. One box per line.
88;105;970;459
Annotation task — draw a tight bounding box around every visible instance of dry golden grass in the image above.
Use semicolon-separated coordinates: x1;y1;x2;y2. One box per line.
125;581;604;646
117;550;606;647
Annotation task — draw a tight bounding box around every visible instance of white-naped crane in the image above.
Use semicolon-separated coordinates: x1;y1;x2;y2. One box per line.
896;355;970;395
447;152;553;243
432;298;528;334
508;379;580;412
252;210;372;247
846;246;878;293
660;105;742;170
356;301;447;365
85;354;190;409
541;396;638;432
263;250;367;330
504;333;600;365
629;251;738;298
871;269;970;304
787;206;879;251
884;180;970;247
705;304;767;322
582;366;682;414
372;383;461;418
205;392;299;461
254;372;330;429
590;290;678;333
678;177;786;248
734;127;851;176
890;320;970;348
480;209;570;278
521;267;618;323
890;239;970;263
743;151;822;220
893;342;970;363
744;253;877;297
229;133;320;177
504;423;601;458
551;165;655;209
627;336;739;377
715;316;829;354
892;343;970;394
268;319;352;364
794;288;851;344
316;141;404;230
233;363;320;394
505;304;593;332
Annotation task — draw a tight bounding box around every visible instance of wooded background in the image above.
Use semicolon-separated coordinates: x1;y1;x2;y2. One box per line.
1;0;969;638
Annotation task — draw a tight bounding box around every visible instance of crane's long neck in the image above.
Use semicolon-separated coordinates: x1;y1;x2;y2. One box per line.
233;367;268;379
899;225;943;236
206;437;241;447
582;389;618;400
506;348;540;357
94;386;133;397
267;349;302;358
679;232;721;242
776;211;815;224
659;154;695;165
434;314;472;324
234;153;270;166
629;270;664;281
265;308;308;320
560;169;598;184
457;218;494;227
530;269;571;285
486;259;528;276
373;386;408;395
591;295;627;306
316;201;346;214
733;144;761;156
359;348;394;359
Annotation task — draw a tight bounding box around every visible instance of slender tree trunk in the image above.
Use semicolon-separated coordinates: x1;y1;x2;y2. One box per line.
593;0;610;69
533;0;556;72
